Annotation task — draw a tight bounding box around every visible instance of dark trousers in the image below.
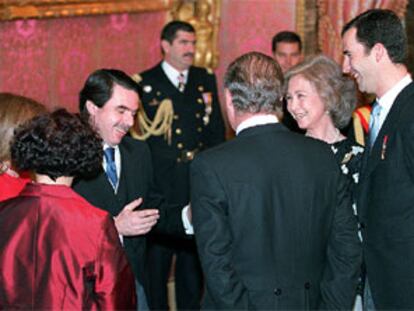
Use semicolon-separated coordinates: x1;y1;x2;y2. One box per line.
146;237;203;310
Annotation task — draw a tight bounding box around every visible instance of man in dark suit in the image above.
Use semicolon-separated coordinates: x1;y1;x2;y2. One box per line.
133;21;225;310
73;69;189;310
342;9;414;309
191;52;361;310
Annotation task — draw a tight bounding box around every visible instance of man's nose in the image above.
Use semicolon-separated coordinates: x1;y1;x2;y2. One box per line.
286;56;292;67
342;57;350;73
124;113;135;128
188;43;195;53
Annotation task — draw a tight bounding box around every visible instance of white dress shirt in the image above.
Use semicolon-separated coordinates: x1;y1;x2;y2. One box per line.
236;114;279;135
161;61;189;89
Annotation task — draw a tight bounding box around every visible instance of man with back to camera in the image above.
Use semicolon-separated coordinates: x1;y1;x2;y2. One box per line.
342;9;414;309
73;69;192;310
271;30;303;133
133;20;225;310
191;51;361;310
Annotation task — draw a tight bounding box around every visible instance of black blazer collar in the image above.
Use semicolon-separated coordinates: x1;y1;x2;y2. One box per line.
237;123;287;138
363;82;414;177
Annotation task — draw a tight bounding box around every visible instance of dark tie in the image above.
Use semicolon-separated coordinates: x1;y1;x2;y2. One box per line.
368;101;382;149
178;72;185;92
104;147;118;188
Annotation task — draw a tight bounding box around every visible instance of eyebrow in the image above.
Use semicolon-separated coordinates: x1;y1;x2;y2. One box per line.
118;105;137;113
179;38;196;43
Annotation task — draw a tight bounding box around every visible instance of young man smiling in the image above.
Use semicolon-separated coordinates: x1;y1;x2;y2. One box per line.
342;9;414;310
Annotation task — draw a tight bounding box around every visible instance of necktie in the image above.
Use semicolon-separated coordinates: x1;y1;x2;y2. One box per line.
369;101;382;148
104;147;118;188
177;72;185;92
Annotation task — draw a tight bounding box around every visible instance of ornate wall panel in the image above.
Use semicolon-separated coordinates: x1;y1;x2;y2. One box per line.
0;9;166;111
0;0;171;20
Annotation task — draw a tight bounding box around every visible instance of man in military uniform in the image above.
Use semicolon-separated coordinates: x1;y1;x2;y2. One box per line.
133;21;225;310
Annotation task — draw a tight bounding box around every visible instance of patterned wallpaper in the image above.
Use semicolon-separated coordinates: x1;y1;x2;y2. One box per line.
0;12;165;112
0;0;296;113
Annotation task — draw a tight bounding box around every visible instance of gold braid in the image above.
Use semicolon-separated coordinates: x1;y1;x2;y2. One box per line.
130;98;174;144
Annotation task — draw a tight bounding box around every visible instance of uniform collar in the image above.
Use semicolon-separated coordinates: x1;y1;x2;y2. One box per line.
162;61;189;87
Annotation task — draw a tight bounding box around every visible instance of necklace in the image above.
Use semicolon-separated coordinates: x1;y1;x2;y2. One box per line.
306;128;342;144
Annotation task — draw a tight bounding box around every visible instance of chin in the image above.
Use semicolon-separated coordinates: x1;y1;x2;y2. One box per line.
297;122;308;130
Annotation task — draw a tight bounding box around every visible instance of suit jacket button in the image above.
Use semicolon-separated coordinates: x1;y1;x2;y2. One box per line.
274;288;282;296
304;282;311;289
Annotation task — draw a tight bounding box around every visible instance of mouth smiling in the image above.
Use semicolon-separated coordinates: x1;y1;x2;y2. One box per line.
291;111;308;121
115;125;129;136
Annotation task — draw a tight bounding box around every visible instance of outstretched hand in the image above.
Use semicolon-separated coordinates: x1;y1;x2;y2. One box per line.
114;198;160;236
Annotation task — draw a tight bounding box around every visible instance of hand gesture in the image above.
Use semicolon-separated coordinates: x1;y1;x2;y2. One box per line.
114;198;160;236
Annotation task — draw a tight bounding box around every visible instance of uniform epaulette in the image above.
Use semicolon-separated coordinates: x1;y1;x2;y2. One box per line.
131;73;142;83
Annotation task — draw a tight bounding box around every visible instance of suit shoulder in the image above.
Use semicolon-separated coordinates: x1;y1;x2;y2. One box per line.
121;136;151;156
140;64;161;79
192;65;214;75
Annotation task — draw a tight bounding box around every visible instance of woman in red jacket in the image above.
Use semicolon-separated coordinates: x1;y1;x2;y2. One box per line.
0;109;136;310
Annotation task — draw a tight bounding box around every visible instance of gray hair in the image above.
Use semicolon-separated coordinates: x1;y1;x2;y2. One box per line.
224;51;284;115
284;54;357;129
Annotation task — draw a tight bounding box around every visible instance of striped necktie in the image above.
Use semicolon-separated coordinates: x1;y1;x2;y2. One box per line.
104;147;118;188
368;101;382;149
177;72;185;92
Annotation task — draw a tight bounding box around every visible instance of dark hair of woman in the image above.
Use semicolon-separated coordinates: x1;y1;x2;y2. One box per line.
11;109;103;180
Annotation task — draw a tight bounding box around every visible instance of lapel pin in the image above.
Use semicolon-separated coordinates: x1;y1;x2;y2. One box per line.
381;135;388;160
143;85;152;93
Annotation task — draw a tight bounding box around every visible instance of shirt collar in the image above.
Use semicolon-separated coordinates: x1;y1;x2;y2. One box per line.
103;143;119;152
377;74;412;111
236;114;279;135
162;61;189;86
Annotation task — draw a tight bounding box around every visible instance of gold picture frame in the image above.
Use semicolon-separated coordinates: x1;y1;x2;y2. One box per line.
0;0;172;20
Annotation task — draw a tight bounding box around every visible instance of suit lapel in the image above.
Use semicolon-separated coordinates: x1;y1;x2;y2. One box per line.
155;63;185;96
184;66;196;95
118;142;134;202
363;83;414;178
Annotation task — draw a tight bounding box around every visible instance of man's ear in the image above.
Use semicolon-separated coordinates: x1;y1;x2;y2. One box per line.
224;89;236;130
224;89;233;114
373;43;386;63
85;100;98;116
161;40;170;55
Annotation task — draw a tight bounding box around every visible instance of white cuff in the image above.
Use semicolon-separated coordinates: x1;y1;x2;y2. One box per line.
181;205;194;235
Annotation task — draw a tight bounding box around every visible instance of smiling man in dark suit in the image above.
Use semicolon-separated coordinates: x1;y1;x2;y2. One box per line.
342;9;414;310
191;51;361;310
73;69;189;311
133;20;225;310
